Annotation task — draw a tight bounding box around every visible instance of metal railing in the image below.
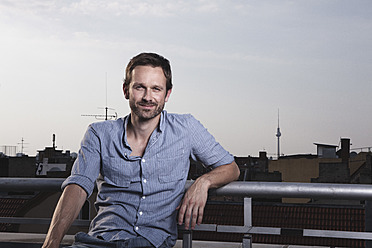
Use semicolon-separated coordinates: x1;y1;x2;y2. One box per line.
1;178;372;248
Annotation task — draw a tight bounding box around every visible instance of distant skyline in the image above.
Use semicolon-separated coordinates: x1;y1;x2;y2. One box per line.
1;1;372;157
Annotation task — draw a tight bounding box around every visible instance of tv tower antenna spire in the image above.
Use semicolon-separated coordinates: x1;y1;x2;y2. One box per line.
276;109;281;159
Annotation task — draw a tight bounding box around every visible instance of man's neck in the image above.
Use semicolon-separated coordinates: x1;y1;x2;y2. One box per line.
126;113;161;156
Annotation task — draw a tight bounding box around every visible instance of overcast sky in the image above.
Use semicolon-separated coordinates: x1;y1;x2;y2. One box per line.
0;0;371;157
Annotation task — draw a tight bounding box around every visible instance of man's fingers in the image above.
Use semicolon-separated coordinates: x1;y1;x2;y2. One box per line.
190;206;199;229
178;202;186;225
184;202;194;229
182;205;204;230
197;206;204;225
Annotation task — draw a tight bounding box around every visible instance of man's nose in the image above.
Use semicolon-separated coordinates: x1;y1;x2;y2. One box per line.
142;89;152;101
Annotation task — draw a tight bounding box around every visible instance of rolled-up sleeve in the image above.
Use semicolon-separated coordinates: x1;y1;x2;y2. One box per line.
62;125;101;197
187;115;234;168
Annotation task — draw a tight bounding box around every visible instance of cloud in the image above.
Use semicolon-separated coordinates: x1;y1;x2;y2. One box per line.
60;0;188;17
0;0;247;19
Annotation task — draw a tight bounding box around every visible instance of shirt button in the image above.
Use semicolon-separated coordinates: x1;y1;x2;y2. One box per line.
142;158;146;162
142;196;146;199
135;226;139;231
139;211;143;216
143;179;147;183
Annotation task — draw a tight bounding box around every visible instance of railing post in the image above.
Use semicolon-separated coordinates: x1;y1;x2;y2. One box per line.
366;200;372;248
242;197;252;248
242;234;252;248
182;230;192;248
244;197;252;227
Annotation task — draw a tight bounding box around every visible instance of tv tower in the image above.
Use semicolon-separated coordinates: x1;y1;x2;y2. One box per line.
276;109;281;159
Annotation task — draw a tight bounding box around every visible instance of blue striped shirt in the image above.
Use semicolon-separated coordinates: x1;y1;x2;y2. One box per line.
62;111;234;247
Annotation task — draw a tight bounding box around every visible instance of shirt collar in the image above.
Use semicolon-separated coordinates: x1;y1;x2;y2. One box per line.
123;115;130;148
158;110;166;132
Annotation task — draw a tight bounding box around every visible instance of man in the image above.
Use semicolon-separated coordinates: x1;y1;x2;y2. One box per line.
43;52;240;248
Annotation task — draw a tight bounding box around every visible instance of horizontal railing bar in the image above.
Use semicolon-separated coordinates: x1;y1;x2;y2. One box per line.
0;178;65;192
0;178;372;200
179;224;217;232
209;181;372;200
1;178;371;200
304;229;372;240
219;225;372;240
249;227;281;235
218;225;250;233
0;217;90;227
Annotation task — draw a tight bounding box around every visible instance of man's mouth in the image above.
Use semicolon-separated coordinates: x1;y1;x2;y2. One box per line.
139;102;156;108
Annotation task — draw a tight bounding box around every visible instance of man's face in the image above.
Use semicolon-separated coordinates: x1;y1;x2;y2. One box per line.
124;65;171;121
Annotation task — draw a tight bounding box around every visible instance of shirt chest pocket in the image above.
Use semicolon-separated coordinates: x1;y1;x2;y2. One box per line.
156;144;189;183
101;157;137;187
157;157;188;183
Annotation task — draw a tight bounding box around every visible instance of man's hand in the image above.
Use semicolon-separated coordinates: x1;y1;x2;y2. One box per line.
177;177;210;230
177;162;240;230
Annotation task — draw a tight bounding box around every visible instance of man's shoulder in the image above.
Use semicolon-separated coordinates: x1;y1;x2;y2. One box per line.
163;111;196;126
164;111;193;120
162;112;206;134
89;117;125;133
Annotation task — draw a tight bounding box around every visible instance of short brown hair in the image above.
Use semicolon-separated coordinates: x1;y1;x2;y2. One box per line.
124;52;172;92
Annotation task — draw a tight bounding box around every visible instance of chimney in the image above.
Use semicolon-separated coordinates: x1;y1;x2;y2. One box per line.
259;151;267;160
52;134;56;149
340;138;350;165
259;151;268;172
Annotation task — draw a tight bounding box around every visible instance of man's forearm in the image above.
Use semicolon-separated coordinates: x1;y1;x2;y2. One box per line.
43;184;87;248
196;161;240;189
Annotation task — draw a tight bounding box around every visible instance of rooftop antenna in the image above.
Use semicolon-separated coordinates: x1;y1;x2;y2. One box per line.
275;109;281;159
81;72;118;120
17;137;29;154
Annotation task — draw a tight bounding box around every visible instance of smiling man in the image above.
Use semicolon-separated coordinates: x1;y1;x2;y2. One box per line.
43;52;240;248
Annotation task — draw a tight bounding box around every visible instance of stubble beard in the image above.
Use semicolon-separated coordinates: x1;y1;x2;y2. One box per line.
130;99;165;121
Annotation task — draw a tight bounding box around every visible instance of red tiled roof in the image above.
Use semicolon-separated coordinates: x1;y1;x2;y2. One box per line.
186;202;365;248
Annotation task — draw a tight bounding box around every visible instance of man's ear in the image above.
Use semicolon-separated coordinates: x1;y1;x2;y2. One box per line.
165;88;172;102
123;84;129;99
